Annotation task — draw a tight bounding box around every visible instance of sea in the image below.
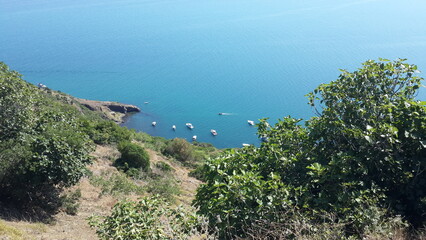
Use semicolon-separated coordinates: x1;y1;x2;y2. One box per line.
1;0;425;148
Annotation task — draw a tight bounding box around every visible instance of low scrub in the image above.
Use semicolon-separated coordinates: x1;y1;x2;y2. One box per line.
60;189;82;215
116;141;150;172
89;171;144;197
88;196;212;240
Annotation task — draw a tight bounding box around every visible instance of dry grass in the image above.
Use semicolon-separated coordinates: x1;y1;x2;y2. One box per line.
145;148;202;205
0;220;27;240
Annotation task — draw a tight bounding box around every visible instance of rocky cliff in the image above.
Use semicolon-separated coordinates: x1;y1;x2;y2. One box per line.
75;98;141;123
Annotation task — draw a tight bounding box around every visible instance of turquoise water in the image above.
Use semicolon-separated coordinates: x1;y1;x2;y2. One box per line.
1;0;425;148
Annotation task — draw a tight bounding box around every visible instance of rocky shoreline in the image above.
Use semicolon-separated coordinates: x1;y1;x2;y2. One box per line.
74;98;141;123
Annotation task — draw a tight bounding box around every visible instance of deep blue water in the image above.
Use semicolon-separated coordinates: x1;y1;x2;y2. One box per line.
1;0;425;148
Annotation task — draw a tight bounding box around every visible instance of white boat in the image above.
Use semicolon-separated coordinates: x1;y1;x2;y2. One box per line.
186;123;194;129
192;135;197;141
211;129;217;136
247;120;255;126
144;101;149;104
242;143;251;147
152;121;157;126
172;125;176;130
37;83;47;88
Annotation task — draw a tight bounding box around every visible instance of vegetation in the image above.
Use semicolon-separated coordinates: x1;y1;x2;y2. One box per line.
145;176;181;201
89;171;145;197
164;138;198;164
155;161;174;172
88;196;208;240
2;59;424;239
116;141;150;172
194;59;426;238
0;62;94;217
0;62;155;219
81;120;132;145
0;220;26;240
60;189;82;215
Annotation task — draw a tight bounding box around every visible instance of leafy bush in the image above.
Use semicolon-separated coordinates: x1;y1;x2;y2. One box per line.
80;120;132;144
133;132;168;152
188;164;209;181
194;59;426;238
163;138;212;166
0;62;93;214
0;62;36;141
163;138;195;163
116;141;150;172
89;196;206;240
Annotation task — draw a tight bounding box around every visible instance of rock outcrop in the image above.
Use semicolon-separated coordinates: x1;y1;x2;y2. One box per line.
75;98;140;123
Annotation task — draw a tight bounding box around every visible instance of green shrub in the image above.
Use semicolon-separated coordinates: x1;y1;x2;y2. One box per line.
89;196;204;240
163;138;196;163
116;141;150;172
0;62;36;141
194;59;426;238
188;164;208;181
133;132;168;152
80;120;132;144
0;62;94;214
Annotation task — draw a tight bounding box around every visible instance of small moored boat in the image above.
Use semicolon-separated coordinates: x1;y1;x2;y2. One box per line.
242;143;251;147
152;121;157;126
172;125;176;130
192;135;197;141
186;123;194;129
247;120;255;126
37;83;47;88
211;129;217;136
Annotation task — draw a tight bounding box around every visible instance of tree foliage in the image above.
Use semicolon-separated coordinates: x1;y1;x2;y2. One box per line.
0;62;94;211
194;59;426;238
0;63;35;140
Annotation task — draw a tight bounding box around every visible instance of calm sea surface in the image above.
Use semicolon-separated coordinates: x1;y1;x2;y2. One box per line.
1;0;425;148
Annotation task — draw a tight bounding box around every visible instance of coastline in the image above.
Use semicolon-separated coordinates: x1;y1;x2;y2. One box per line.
74;98;141;123
40;87;141;123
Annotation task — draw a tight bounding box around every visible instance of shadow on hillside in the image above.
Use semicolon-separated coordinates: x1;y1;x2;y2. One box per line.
0;185;61;223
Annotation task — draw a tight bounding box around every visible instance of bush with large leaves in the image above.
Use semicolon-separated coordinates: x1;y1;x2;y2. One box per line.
194;59;426;238
89;196;203;240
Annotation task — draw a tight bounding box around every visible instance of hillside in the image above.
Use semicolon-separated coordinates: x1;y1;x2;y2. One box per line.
1;144;203;240
1;60;425;240
0;62;217;239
